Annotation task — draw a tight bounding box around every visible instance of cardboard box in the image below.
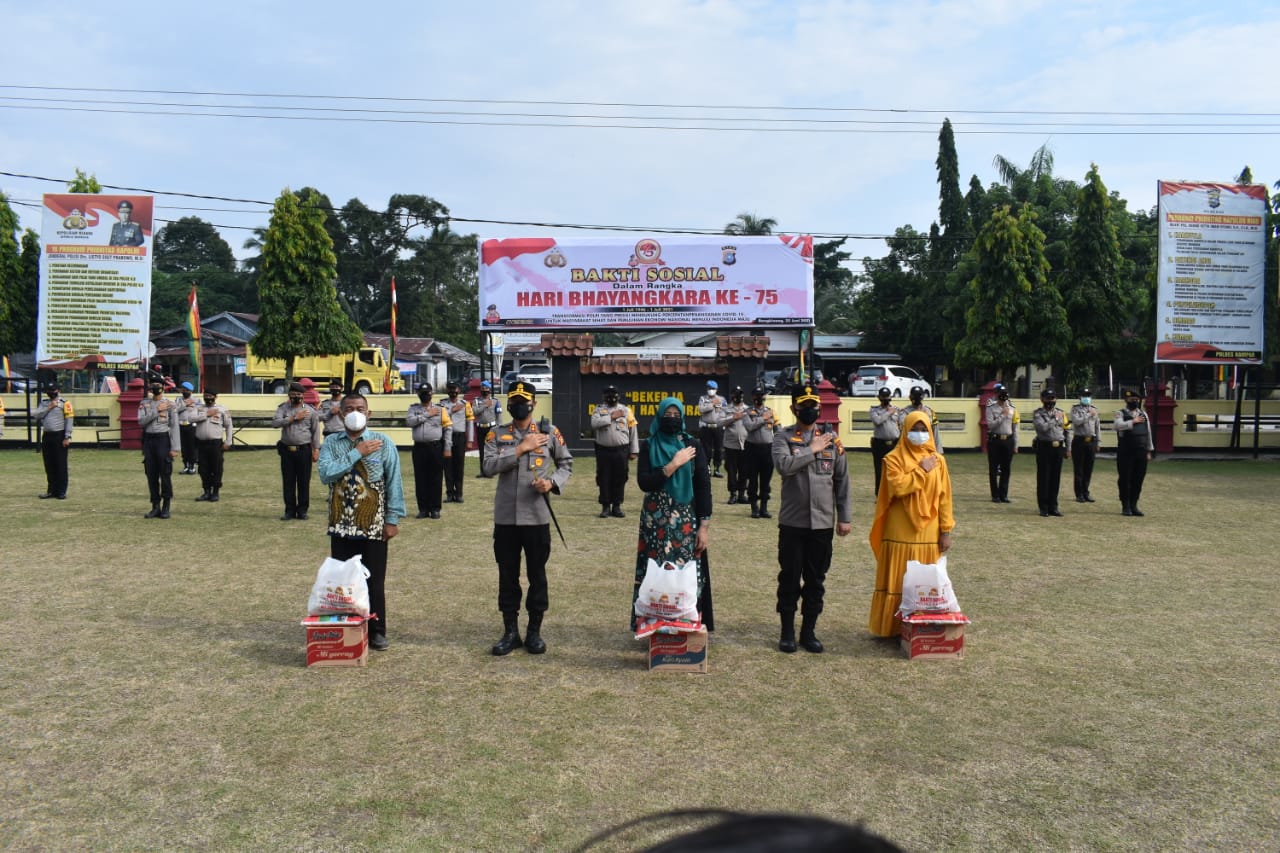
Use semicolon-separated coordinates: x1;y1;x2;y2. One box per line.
899;612;969;661
302;614;368;667
648;627;708;673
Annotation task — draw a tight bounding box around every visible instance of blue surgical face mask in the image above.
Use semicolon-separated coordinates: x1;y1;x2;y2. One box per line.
1080;397;1092;406
907;430;930;446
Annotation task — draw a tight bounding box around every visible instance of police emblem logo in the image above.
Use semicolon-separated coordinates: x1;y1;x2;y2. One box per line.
543;248;567;268
721;244;737;265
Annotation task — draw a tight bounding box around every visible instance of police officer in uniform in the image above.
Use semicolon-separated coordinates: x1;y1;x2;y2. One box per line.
482;382;573;656
868;386;901;496
590;385;638;518
698;380;727;477
472;380;501;476
138;381;181;518
35;386;73;499
109;200;144;247
1032;388;1069;517
771;385;852;654
318;381;346;437
443;380;473;502
406;383;451;519
192;390;232;502
721;386;749;505
742;387;777;518
984;383;1018;503
272;381;322;520
176;382;199;474
1115;389;1154;516
902;386;942;453
1068;388;1101;502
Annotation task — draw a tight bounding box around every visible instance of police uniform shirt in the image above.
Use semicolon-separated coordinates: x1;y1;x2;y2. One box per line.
743;405;776;445
722;403;750;450
406;401;451;442
985;399;1018;436
1068;403;1100;442
590;403;639;452
482;420;573;526
869;403;901;440
447;397;472;434
1114;405;1155;451
771;424;852;530
109;221;144;247
472;396;500;428
272;401;322;448
698;393;725;428
35;397;74;438
138;397;181;450
177;396;199;427
1032;406;1067;444
193;402;233;443
319;398;345;434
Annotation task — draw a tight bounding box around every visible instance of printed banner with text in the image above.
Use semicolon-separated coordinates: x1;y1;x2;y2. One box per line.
37;193;154;368
478;235;814;331
1154;182;1266;365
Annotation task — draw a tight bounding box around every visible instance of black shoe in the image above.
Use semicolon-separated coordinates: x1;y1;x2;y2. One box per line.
39;492;55;499
1130;506;1144;517
428;511;441;519
56;494;67;500
712;469;723;478
599;508;610;519
750;505;760;519
610;505;625;518
800;634;825;654
992;497;1002;503
524;630;546;655
145;504;162;519
296;512;308;520
491;625;522;656
1040;512;1051;517
778;637;797;653
1049;509;1063;517
727;494;738;505
281;513;294;521
416;511;429;519
209;491;219;502
1076;497;1087;503
444;495;454;503
455;497;463;504
196;491;211;502
159;501;171;519
1000;497;1012;503
369;633;389;651
1085;495;1096;503
758;507;772;519
1122;506;1133;516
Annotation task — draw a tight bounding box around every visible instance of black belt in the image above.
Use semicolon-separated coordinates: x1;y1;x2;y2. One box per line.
988;434;1010;440
872;437;897;444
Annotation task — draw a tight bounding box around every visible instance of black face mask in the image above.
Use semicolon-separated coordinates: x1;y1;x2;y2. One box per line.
797;407;820;425
203;398;215;405
753;398;765;407
289;395;302;404
1127;400;1140;410
418;393;431;403
181;391;192;399
508;402;533;421
604;396;618;406
1043;400;1056;409
659;417;682;435
997;393;1008;402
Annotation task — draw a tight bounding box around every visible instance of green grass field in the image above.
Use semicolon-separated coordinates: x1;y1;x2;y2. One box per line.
2;445;1278;851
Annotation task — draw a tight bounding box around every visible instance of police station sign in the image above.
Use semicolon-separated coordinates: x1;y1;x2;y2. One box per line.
478;235;814;330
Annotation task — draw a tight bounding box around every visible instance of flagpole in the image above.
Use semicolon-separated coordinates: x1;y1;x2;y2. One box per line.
386;276;398;393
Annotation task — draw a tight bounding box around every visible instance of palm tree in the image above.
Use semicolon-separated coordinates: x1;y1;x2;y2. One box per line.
724;212;777;235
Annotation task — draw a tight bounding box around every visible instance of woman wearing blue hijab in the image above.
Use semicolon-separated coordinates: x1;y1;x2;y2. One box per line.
632;396;714;630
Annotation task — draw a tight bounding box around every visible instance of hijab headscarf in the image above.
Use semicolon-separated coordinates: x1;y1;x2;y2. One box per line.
869;410;948;553
648;396;693;504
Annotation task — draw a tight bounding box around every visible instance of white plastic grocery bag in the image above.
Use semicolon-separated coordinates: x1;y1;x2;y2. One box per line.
307;555;371;616
899;555;960;614
634;558;699;622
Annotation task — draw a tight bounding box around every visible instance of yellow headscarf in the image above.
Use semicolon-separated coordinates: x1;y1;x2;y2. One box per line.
868;410;949;554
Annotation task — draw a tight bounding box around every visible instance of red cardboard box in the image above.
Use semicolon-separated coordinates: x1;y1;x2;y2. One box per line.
899;612;969;661
302;614;368;667
648;627;708;673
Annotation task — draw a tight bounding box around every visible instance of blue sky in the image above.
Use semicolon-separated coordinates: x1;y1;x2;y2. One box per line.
2;1;1277;273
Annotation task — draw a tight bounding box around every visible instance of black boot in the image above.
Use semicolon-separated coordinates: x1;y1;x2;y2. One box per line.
750;501;760;519
196;488;212;502
525;611;547;654
758;500;772;519
712;467;723;478
610;504;625;518
144;501;161;519
799;613;824;653
778;611;797;653
491;614;522;656
727;492;738;505
210;489;220;503
598;506;610;519
1130;504;1144;517
159;498;171;519
739;491;748;504
1122;503;1133;517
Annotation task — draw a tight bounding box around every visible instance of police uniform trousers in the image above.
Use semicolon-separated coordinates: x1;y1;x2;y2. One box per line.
41;430;69;497
1116;434;1149;509
142;433;175;503
744;443;773;505
776;525;833;616
594;443;630;507
870;437;896;496
197;439;225;491
445;431;466;500
1034;439;1064;513
278;443;312;517
987;434;1014;500
475;424;493;475
179;424;198;468
331;535;388;637
494;524;551;615
699;425;723;472
1071;435;1097;500
723;446;745;496
412;440;445;513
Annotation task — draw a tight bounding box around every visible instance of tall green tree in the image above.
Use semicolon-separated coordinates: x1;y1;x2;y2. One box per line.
853;226;929;357
724;212;777;235
813;238;858;331
67;168;102;193
954;205;1068;380
1061;165;1130;389
154;217;236;273
251;188;362;381
15;229;41;353
402;225;480;352
0;194;20;357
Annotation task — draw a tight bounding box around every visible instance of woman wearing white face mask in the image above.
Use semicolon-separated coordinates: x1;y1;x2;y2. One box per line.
868;410;955;638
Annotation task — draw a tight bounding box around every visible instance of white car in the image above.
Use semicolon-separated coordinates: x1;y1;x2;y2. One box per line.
514;363;553;393
850;364;932;398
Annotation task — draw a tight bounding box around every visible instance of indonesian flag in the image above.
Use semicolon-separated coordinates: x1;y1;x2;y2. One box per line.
186;285;202;391
385;277;398;393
